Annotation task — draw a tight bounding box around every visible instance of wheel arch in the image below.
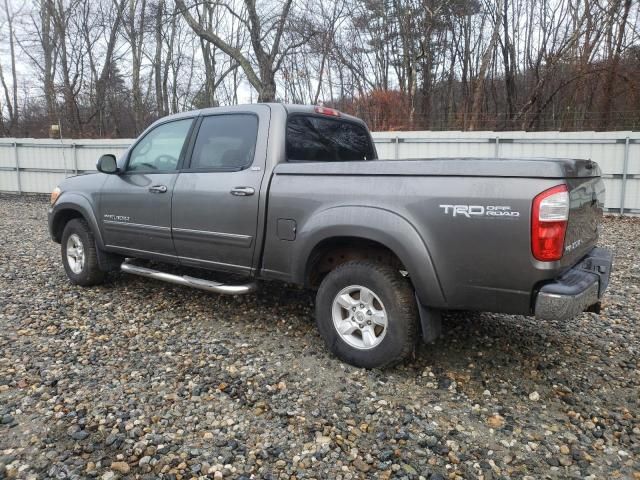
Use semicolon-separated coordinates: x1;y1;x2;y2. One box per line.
51;208;84;243
304;236;404;288
292;206;447;308
50;194;105;248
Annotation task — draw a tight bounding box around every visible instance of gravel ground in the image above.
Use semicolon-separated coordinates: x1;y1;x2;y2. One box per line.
0;194;638;480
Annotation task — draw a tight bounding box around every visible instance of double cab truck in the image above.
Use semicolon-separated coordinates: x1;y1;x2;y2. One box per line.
48;104;613;368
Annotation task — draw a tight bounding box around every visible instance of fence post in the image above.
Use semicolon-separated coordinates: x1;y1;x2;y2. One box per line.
72;143;78;175
13;142;21;194
494;136;500;158
394;135;399;160
620;136;630;216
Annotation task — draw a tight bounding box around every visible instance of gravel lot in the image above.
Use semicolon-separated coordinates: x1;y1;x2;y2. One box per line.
0;194;638;480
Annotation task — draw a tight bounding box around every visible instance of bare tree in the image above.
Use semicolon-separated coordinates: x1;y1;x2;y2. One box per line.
123;0;148;133
1;0;640;137
81;0;127;135
49;0;86;134
175;0;313;101
0;0;19;133
24;0;59;125
469;0;503;131
600;0;632;129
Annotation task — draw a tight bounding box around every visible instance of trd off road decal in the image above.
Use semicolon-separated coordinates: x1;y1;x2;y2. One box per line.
439;204;520;218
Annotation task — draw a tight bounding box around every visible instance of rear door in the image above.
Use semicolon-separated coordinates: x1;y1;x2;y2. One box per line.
171;106;270;274
99;117;194;259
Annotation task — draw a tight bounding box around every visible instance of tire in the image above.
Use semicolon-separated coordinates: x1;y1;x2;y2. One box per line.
61;218;106;286
315;260;418;369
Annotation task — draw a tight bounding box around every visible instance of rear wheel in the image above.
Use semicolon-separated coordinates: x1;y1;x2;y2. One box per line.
61;219;106;286
315;260;418;368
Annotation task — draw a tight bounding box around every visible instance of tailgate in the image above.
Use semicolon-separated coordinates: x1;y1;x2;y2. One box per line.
561;175;605;266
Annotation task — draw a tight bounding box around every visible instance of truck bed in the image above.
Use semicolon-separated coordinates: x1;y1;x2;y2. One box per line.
262;158;604;315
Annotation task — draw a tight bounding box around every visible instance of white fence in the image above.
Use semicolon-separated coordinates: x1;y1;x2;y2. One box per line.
1;131;638;214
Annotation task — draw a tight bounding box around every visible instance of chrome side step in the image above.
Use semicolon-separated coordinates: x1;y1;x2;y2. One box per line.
120;262;257;295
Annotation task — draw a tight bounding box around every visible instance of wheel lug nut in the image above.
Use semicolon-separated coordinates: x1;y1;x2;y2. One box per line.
367;310;372;315
359;304;364;308
367;320;371;325
352;307;356;312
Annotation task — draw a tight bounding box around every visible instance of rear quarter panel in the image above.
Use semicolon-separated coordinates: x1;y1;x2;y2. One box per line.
262;169;571;314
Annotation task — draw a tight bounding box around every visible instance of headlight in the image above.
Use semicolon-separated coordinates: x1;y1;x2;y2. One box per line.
50;187;62;205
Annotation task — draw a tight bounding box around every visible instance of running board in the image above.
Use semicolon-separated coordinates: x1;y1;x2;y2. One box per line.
120;262;257;295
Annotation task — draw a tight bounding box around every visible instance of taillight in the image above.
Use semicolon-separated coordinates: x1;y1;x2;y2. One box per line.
314;106;341;117
532;185;569;261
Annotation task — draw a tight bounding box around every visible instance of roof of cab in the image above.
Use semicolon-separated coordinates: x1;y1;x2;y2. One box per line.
157;103;365;126
281;104;365;125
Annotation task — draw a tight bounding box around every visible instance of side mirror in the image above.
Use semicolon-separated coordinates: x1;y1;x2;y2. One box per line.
96;154;119;174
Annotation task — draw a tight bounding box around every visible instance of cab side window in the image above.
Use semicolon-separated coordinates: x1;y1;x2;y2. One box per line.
189;114;258;171
127;119;193;172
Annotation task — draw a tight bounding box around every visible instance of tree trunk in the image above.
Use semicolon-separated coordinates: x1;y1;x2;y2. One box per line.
257;72;276;102
501;0;516;126
2;0;18;132
469;1;503;131
51;0;82;135
40;0;56;125
129;0;147;133
154;0;165;117
600;0;631;130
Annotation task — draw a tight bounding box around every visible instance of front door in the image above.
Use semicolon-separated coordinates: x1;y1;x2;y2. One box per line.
99;117;194;260
171;107;269;274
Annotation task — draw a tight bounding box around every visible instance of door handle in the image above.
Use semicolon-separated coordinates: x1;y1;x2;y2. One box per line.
230;186;255;196
149;185;168;193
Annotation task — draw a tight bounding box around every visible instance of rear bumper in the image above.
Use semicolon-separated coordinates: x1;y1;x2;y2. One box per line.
534;247;612;320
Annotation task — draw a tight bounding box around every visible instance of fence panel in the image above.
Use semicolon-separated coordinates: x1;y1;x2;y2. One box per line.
371;131;640;214
1;132;639;214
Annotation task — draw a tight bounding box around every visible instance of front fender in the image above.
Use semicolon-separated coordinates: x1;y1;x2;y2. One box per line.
49;192;105;248
292;205;447;308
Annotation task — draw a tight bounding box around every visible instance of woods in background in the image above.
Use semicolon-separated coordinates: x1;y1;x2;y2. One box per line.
0;0;638;137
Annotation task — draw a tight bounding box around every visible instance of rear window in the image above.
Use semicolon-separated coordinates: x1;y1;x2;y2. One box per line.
286;115;375;162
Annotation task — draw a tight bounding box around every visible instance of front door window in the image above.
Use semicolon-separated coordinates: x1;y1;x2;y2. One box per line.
127;119;193;172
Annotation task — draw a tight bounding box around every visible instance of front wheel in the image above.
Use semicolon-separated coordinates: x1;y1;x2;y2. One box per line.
61;218;106;286
315;260;418;369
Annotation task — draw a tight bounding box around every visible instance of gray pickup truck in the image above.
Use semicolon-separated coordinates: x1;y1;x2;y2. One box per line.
48;104;612;368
